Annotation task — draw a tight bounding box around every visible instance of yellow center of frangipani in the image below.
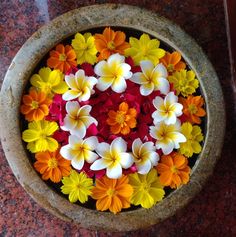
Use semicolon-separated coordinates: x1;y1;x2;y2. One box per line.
48;157;58;168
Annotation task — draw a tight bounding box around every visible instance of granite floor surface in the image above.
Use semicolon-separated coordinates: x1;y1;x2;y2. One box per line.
0;0;235;236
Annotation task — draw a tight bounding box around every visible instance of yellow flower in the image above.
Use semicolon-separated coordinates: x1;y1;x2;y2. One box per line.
61;170;93;203
179;122;204;157
168;69;199;97
72;32;97;65
129;169;165;208
22;120;58;153
125;33;166;65
30;67;68;96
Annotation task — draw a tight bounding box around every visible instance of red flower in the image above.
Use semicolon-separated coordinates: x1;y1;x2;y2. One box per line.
46;94;66;126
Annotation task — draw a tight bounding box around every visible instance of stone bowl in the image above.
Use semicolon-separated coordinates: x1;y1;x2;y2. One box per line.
0;4;225;232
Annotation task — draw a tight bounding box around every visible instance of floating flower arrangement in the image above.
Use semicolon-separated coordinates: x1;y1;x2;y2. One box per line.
21;27;206;214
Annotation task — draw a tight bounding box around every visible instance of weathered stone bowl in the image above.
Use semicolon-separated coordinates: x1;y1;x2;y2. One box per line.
0;4;225;232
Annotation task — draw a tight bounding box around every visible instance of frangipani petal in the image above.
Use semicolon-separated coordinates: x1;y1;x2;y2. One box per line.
63;90;81;101
132;138;143;157
137;159;152;174
71;157;85;170
119;153;134;169
111;77;127;93
90;159;107;170
96;142;110;158
156;77;169;95
140;83;154;96
106;163;122;179
84;136;99;150
111;137;127;153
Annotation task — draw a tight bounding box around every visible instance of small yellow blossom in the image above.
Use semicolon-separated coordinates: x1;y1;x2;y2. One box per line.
129;169;165;208
179;122;204;157
125;33;166;65
22;120;58;153
61;170;93;203
30;67;68;96
72;32;97;65
168;69;199;97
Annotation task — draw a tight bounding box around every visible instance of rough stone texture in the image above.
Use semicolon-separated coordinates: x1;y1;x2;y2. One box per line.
0;1;235;236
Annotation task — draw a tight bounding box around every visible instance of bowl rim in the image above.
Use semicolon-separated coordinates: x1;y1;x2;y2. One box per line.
0;3;225;231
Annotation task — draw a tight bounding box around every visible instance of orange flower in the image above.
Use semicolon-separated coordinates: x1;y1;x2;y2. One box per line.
94;27;130;61
20;89;52;121
47;44;77;73
91;175;133;214
34;148;71;183
179;95;206;124
106;102;137;135
156;152;191;189
160;51;186;73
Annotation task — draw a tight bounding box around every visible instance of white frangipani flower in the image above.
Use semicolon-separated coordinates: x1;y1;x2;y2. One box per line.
149;120;186;155
132;138;159;174
61;101;98;138
152;92;183;125
90;137;134;179
63;69;97;101
130;60;169;96
94;53;133;93
60;135;99;170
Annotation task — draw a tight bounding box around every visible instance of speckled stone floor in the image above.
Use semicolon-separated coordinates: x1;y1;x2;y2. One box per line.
0;0;235;236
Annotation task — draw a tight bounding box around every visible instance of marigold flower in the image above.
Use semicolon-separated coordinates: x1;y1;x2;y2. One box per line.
160;51;186;73
20;89;52;121
150;120;186;155
72;32;97;65
94;27;130;61
179;95;206;124
179;122;203;157
22;120;58;153
107;102;137;135
63;69;97;101
152;92;183;125
125;33;166;65
129;169;165;208
34;148;71;183
130;60;169;96
90;137;134;179
156;152;191;188
62;101;98;138
168;69;199;97
61;170;93;203
60;135;99;170
47;44;77;73
30;67;68;96
91;175;133;214
131;138;159;174
95;53;132;93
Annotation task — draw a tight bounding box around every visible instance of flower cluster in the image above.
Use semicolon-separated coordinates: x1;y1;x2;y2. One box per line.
21;27;206;214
